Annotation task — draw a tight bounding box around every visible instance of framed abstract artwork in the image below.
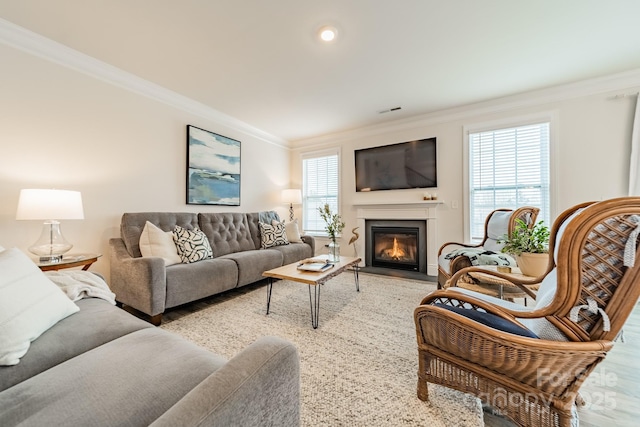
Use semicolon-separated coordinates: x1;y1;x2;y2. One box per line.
186;125;241;205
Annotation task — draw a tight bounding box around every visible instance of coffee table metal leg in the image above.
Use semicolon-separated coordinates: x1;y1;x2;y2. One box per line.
352;265;360;292
266;278;273;315
308;284;321;329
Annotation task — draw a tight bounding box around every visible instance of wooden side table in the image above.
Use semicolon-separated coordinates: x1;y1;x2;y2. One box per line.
446;265;539;303
37;253;101;271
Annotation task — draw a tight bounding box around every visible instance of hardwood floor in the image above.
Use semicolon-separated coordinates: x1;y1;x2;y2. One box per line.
485;302;640;427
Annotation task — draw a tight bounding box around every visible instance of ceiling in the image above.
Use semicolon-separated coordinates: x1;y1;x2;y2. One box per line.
1;1;640;143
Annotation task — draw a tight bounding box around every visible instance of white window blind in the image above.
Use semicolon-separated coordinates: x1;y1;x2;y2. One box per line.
469;122;550;240
302;151;339;235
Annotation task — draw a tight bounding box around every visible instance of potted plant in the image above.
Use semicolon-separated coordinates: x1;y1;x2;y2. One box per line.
318;203;345;262
500;218;550;277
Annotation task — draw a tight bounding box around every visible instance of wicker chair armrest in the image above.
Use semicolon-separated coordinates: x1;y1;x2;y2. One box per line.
437;241;482;257
418;289;526;327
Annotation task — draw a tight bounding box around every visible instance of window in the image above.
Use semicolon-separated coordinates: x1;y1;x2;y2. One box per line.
467;121;550;241
302;149;340;235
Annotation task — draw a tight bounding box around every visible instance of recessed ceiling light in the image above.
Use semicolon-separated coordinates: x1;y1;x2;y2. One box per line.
318;26;338;42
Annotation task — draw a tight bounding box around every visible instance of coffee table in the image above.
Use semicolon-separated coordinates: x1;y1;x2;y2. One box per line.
263;256;362;329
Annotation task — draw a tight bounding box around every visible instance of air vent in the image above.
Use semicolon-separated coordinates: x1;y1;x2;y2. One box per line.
378;106;402;114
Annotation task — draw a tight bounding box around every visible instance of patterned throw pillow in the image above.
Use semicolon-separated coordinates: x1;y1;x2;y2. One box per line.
259;221;289;249
172;226;213;263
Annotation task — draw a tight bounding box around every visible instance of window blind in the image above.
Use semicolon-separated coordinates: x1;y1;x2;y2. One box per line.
302;152;340;235
469;122;550;240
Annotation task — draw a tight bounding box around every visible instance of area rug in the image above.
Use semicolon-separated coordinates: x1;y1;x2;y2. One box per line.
161;273;484;426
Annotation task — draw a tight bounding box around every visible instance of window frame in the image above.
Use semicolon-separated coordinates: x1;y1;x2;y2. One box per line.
462;113;557;243
300;147;341;237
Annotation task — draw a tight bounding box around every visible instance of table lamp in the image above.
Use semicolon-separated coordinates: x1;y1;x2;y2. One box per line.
281;189;302;222
16;189;85;262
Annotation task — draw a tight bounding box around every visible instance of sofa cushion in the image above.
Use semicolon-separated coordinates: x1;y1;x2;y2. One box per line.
172;225;213;263
165;258;239;308
0;298;153;392
259;221;289;249
0;248;79;366
222;249;284;287
139;221;181;266
269;242;313;266
198;212;257;257
0;328;226;426
121;212;199;258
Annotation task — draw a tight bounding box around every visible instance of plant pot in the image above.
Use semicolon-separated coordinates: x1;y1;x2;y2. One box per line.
515;252;549;277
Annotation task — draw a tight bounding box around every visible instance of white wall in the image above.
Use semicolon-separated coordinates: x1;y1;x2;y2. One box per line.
0;44;291;279
290;73;640;256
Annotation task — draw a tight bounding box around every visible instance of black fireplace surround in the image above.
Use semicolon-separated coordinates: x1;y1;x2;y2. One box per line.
365;219;427;274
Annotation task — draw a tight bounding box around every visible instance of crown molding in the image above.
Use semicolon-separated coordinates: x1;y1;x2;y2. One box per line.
292;68;640;149
0;18;289;149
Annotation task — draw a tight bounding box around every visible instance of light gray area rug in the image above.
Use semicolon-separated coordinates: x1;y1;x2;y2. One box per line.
161;273;484;426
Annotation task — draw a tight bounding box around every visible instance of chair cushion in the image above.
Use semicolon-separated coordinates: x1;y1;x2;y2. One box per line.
485;210;513;252
435;303;539;338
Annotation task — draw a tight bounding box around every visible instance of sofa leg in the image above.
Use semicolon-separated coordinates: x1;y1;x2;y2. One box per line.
149;314;162;326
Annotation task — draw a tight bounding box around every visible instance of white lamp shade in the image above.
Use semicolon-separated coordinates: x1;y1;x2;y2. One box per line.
281;189;302;204
16;189;85;220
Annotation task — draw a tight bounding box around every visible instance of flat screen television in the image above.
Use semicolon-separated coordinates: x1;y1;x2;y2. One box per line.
355;137;437;192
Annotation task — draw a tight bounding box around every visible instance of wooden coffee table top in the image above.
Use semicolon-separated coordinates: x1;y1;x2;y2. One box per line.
263;256;361;285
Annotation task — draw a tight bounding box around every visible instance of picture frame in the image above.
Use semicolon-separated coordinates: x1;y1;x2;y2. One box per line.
186;125;241;206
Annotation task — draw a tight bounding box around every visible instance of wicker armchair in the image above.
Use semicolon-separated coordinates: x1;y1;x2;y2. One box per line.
437;206;540;288
416;197;640;427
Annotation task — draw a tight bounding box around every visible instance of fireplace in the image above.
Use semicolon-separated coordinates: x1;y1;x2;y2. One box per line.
365;219;427;274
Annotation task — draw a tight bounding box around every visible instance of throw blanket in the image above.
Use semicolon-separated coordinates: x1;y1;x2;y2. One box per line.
45;271;116;305
444;248;516;267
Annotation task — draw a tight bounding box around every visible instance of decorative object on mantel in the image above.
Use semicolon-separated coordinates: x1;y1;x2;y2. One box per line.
318;203;345;262
16;189;85;263
186;125;240;206
281;188;302;222
348;227;360;257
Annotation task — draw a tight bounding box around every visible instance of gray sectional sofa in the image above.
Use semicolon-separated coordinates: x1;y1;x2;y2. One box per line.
0;297;300;426
109;211;314;324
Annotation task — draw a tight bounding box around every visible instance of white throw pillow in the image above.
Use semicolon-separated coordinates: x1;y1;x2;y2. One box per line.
273;219;302;243
0;248;79;366
139;221;181;266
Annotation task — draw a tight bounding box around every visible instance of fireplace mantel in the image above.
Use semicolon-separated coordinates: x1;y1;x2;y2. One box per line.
354;201;442;276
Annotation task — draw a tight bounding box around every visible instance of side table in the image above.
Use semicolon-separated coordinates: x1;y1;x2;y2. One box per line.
447;265;539;304
36;253;101;271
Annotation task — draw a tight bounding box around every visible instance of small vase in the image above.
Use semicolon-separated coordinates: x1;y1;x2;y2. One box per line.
328;240;340;262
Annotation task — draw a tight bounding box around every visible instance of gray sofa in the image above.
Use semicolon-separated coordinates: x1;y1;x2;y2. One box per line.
0;297;300;426
110;211;314;324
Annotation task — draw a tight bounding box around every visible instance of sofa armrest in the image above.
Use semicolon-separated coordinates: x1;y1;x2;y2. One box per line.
150;336;300;427
301;235;315;255
109;238;167;317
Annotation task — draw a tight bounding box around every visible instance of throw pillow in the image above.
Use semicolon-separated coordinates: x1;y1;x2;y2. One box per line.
259;221;289;249
273;219;302;243
139;221;182;266
172;225;213;263
434;303;539;339
0;248;80;366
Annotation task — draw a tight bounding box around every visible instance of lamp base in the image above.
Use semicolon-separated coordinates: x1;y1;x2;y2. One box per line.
38;255;64;263
28;220;73;263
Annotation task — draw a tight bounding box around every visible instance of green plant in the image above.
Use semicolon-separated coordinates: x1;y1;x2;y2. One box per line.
318;203;345;241
500;219;550;255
